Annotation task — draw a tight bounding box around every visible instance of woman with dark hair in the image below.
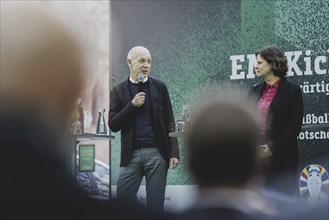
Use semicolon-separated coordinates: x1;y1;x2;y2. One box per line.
250;45;304;194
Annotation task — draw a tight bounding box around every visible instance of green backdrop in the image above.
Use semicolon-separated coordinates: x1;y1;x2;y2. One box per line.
111;0;329;185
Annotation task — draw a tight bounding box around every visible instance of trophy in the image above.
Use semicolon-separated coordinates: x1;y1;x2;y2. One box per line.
77;98;84;134
72;118;83;135
96;108;107;134
71;98;84;135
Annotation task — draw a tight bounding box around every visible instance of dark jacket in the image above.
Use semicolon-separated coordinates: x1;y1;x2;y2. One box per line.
249;77;303;175
109;77;179;167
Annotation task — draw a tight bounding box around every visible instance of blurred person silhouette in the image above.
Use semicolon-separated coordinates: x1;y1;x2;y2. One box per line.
176;95;278;219
249;45;304;195
0;6;157;220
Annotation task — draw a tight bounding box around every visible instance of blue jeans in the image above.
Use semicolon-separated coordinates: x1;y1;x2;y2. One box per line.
117;147;167;211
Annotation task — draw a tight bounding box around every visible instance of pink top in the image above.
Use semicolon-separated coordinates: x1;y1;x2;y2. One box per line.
257;79;281;137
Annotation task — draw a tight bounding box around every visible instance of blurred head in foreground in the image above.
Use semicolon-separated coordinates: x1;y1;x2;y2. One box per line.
186;95;261;189
1;5;83;130
0;5;90;219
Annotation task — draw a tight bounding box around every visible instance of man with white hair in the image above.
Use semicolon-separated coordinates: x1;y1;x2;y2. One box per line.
109;46;179;212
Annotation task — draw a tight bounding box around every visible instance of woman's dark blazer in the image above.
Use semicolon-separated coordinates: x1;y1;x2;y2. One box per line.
249;77;304;175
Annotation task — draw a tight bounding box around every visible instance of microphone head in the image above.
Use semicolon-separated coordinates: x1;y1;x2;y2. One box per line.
137;73;144;83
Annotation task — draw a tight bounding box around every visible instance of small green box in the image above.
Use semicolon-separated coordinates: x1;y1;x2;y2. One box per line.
79;144;95;172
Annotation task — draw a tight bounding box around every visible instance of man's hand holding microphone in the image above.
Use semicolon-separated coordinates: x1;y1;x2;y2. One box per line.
132;73;145;107
132;92;145;107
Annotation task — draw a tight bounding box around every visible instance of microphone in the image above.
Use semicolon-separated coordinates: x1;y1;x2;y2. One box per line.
137;73;144;92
